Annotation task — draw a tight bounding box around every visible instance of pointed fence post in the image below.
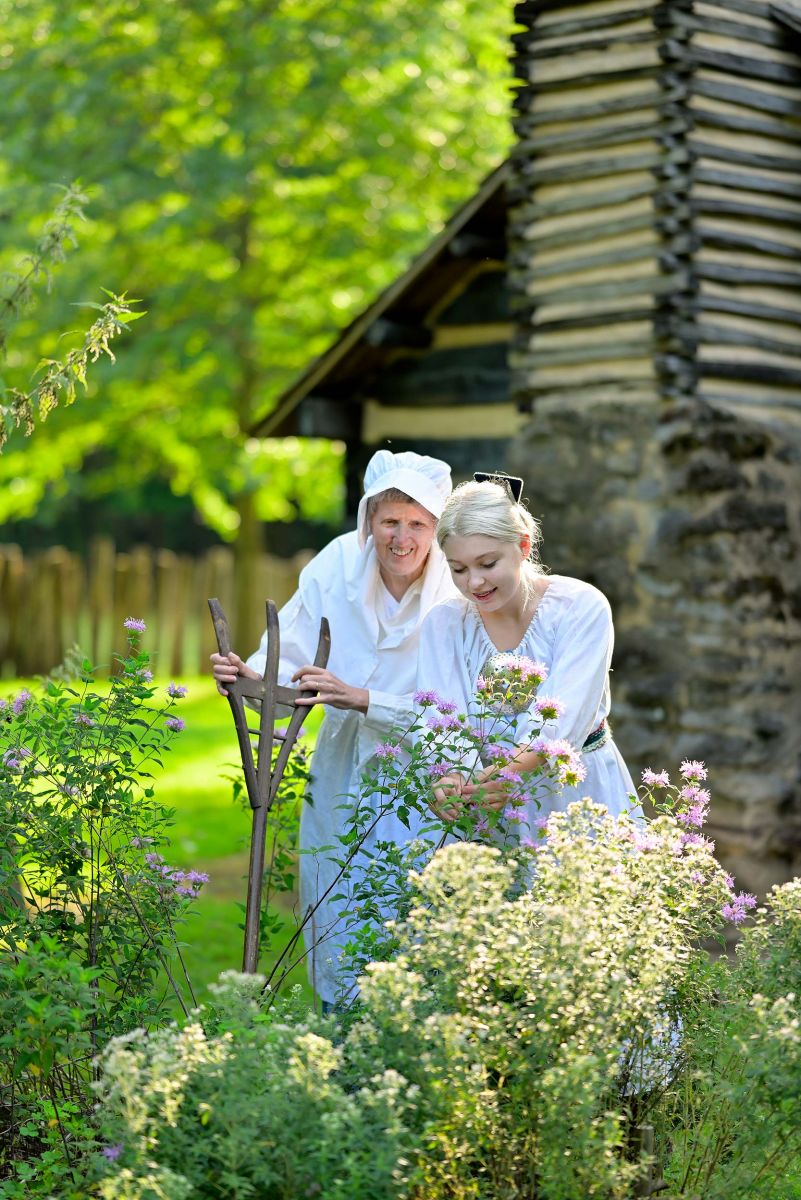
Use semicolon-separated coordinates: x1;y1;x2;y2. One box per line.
208;597;330;974
631;1124;669;1196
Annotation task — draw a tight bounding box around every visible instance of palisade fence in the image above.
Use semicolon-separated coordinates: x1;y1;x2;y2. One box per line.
0;539;313;679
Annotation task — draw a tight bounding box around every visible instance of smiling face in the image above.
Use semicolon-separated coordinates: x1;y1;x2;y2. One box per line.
443;533;531;617
370;499;437;598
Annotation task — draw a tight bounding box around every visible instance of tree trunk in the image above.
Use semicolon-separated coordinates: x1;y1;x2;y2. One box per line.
234;490;264;656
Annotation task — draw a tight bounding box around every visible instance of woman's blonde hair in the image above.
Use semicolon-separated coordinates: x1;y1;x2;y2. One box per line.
436;480;544;574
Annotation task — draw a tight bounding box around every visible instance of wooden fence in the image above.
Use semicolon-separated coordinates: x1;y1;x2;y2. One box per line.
0;539;313;679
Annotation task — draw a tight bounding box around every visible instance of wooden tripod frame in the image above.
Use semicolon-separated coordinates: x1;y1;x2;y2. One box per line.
208;597;331;973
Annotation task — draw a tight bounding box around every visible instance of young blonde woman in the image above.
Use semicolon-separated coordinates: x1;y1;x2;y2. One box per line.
416;476;636;826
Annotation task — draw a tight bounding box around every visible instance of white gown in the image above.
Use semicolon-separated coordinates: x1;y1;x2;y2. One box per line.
246;530;457;1004
415;575;637;832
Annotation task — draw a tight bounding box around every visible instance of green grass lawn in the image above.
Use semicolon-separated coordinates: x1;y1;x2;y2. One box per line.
2;673;321;1007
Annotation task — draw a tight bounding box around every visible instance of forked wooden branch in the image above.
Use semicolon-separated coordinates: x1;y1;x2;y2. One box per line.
208;597;331;973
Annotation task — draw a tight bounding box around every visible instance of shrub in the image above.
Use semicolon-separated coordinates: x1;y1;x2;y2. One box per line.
93;974;414;1200
659;878;801;1198
0;624;201;1193
94;768;801;1200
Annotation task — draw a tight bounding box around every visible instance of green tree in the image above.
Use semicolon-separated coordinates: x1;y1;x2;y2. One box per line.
0;0;510;630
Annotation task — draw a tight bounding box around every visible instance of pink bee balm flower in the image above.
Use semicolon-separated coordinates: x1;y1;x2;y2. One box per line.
679;784;711;807
534;696;565;721
374;742;400;760
123;617;147;633
12;690;31;716
427;713;461;733
167;682;188;698
631;830;661;852
165;716;185;732
679;832;715;851
170;868;210;899
536;737;575;763
513;656;548;682
680;759;707;781
641;768;671;787
185;869;210;884
559;762;587;787
678;804;708;829
428;762;452;779
414;689;443;706
74;712;94;727
498;766;523;785
724;900;755;925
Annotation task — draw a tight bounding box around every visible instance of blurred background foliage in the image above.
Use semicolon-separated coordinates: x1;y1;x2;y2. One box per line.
0;0;512;556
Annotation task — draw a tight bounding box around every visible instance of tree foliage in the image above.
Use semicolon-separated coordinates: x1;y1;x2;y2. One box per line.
0;0;511;540
0;183;143;450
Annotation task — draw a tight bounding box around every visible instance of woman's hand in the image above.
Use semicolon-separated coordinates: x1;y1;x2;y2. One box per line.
430;773;469;822
290;665;369;714
461;764;513;811
461;748;547;811
210;652;260;697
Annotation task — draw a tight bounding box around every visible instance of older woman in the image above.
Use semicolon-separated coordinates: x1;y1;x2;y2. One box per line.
211;449;456;1005
416;476;636;829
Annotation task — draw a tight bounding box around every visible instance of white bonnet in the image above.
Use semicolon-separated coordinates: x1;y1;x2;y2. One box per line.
356;449;453;548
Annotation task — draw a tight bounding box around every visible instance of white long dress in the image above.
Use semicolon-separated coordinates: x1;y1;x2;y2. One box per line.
246;530;456;1003
415;575;636;832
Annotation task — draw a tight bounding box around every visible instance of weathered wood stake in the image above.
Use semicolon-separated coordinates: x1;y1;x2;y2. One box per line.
208;597;330;974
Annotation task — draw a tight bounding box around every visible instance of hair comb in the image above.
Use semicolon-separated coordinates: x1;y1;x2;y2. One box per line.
473;471;524;503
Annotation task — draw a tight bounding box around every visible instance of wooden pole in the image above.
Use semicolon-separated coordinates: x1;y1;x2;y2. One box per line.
207;597;330;974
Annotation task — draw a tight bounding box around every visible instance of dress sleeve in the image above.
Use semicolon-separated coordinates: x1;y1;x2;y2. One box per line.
519;584;614;750
415;602;474;708
362;690;416;737
412;603;481;776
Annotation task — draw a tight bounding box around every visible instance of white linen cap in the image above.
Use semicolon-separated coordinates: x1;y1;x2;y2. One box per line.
357;449;453;548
